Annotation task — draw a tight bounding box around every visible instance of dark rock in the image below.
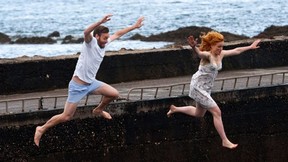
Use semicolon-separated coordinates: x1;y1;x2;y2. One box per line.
15;37;56;44
129;33;147;40
130;26;249;45
220;31;249;42
47;31;60;37
0;32;11;44
253;25;288;39
62;35;84;44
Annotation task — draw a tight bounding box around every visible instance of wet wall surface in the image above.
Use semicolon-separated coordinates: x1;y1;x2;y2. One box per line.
1;38;288;95
0;85;287;162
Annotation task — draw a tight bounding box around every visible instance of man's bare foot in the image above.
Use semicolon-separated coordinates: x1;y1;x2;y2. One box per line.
167;105;176;117
222;139;238;149
92;109;112;120
34;126;44;147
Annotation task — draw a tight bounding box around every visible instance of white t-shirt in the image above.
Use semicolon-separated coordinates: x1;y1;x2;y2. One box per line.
73;37;111;83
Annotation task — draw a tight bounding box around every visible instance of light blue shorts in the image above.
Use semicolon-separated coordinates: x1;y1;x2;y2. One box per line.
67;79;104;103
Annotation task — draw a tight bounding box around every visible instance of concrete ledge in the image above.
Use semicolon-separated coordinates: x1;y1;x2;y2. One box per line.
0;37;288;94
0;85;287;161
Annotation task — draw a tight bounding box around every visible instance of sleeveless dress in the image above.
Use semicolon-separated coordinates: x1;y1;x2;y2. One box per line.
189;63;222;108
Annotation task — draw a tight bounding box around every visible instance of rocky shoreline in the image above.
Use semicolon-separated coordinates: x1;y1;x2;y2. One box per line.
1;25;287;45
0;25;287;64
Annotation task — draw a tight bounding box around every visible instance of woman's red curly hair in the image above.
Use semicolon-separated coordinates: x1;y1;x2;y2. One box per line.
199;31;224;51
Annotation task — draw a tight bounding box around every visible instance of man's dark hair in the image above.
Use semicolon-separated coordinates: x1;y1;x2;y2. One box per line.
93;26;109;37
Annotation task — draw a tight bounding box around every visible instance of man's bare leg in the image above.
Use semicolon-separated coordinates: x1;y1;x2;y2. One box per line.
92;83;119;119
92;96;115;119
34;102;78;147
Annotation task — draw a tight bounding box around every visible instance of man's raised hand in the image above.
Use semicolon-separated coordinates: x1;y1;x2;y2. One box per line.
100;14;113;24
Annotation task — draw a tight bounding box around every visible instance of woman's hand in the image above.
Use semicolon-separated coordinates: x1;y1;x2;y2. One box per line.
250;39;261;49
133;16;144;29
187;36;198;48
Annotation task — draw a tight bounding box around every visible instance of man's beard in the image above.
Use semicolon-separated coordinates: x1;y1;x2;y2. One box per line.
98;43;105;49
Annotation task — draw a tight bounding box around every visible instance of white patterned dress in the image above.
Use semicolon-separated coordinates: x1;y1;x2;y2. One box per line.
189;63;222;108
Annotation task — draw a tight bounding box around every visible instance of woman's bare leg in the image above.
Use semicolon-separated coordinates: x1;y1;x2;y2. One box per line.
208;106;238;149
92;83;119;119
167;103;207;117
34;102;78;147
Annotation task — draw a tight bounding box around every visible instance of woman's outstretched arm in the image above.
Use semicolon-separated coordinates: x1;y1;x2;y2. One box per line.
187;35;210;59
222;39;261;57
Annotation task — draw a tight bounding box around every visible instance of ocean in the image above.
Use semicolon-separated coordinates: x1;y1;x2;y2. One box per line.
0;0;287;58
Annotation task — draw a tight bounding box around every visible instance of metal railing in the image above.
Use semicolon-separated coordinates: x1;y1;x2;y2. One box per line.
0;94;98;114
214;71;288;91
0;70;287;114
126;82;189;101
126;71;288;101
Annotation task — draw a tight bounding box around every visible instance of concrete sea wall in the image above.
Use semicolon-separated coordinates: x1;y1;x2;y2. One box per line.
0;37;288;94
0;85;287;161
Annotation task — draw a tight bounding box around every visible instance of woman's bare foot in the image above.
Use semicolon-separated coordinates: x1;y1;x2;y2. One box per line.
92;109;112;120
222;139;238;149
167;105;176;117
34;126;44;147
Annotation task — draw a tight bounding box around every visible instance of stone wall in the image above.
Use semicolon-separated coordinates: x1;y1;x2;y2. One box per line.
0;37;287;95
0;85;287;161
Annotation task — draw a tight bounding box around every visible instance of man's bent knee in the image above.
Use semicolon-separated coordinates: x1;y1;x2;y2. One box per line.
61;114;73;122
112;91;119;99
106;89;119;100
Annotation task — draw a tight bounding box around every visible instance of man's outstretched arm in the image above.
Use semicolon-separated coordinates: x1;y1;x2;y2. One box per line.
84;14;112;43
109;16;144;41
